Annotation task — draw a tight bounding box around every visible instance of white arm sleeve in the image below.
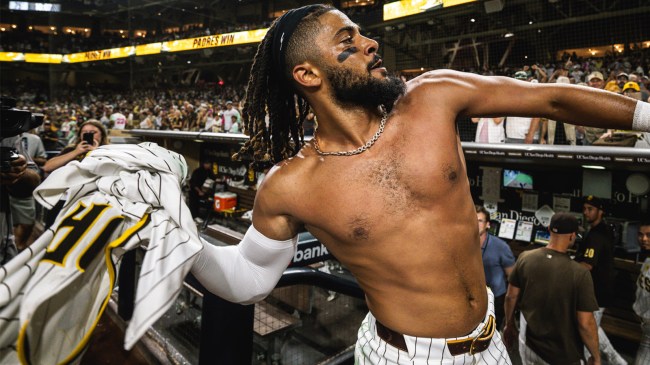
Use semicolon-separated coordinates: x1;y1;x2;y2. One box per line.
191;224;297;304
633;100;650;132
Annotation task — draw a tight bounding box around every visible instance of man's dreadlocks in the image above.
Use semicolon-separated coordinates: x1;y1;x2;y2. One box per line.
234;4;334;171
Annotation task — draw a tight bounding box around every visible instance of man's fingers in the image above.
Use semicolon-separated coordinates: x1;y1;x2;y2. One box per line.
0;170;25;185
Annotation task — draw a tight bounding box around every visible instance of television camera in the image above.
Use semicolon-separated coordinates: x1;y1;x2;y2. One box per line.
0;97;44;171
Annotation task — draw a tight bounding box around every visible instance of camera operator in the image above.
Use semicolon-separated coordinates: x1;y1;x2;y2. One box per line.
0;97;43;262
4;131;47;250
43;119;108;174
0;153;40;264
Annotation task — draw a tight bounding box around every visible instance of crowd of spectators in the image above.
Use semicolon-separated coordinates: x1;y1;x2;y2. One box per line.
462;49;650;148
6;84;247;155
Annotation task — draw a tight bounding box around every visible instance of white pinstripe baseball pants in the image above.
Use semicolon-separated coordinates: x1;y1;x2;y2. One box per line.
355;289;511;364
517;314;551;365
636;320;650;365
592;307;627;365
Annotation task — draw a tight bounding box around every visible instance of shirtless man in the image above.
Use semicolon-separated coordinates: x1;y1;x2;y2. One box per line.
191;4;650;364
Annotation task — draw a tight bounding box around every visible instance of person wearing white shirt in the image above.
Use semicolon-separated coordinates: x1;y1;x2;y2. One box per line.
221;101;241;132
471;117;505;143
228;115;240;133
505;116;541;144
110;111;127;130
204;111;220;132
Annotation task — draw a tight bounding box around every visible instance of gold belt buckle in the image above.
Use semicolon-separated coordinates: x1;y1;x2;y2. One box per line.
469;334;481;355
469;315;494;355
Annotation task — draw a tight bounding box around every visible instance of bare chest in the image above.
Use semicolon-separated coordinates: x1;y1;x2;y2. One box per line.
299;140;466;243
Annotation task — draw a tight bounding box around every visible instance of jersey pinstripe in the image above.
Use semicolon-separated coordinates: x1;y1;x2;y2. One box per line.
355;288;511;364
17;198;149;365
635;257;650;365
634;258;650;320
0;143;202;364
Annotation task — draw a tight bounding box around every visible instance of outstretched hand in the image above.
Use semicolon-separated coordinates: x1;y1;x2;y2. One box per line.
75;139;99;155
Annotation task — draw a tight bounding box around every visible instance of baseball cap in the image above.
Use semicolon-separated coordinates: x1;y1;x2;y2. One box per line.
549;213;579;234
587;71;604;82
556;76;571;84
226;100;233;105
514;71;528;80
617;72;629;79
604;80;621;92
623;81;640;92
583;195;606;210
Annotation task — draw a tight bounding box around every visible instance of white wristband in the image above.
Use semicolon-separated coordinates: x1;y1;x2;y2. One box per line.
633;101;650;132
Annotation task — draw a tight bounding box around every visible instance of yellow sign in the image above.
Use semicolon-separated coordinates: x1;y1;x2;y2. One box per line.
25;53;63;64
383;0;476;21
443;0;476;6
135;43;162;56
63;46;136;63
384;0;440;21
0;52;26;62
0;28;269;63
162;29;268;53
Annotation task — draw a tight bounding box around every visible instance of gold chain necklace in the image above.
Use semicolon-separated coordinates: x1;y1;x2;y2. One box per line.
312;110;388;156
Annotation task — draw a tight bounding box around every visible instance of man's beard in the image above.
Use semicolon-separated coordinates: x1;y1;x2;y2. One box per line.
324;63;406;110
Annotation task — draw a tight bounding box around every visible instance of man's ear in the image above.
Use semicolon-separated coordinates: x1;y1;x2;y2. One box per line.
292;62;322;89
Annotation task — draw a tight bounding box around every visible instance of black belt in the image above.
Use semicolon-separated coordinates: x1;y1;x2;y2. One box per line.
374;315;496;356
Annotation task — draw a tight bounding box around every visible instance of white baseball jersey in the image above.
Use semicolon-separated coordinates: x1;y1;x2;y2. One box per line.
110;112;127;130
634;257;650;320
0;142;203;364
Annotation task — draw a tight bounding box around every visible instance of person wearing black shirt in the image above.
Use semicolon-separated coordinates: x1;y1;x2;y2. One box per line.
188;160;215;220
575;195;627;365
39;121;60;152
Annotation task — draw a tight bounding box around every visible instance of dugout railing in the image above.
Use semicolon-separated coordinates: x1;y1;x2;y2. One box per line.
116;242;365;365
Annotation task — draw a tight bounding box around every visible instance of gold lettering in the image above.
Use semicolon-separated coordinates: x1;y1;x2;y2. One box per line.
220;34;235;45
43;203;124;271
84;51;102;60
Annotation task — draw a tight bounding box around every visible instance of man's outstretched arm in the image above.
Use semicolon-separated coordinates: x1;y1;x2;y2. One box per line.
191;164;301;304
190;225;297;304
414;69;646;132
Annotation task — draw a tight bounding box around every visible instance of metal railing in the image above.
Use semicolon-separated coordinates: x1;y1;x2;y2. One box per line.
116;240;364;365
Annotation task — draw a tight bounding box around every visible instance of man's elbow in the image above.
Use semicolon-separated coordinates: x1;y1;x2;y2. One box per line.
576;311;597;330
505;288;518;301
222;282;273;305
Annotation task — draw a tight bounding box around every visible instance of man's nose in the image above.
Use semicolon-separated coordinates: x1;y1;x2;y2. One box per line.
362;36;379;55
